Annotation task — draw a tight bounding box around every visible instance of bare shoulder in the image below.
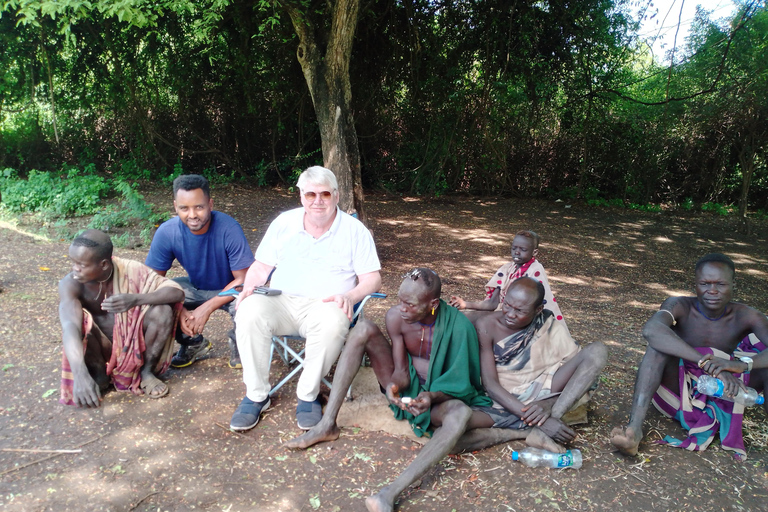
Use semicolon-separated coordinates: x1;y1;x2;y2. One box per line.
58;273;82;300
475;311;500;343
384;306;404;335
731;302;768;324
660;296;693;313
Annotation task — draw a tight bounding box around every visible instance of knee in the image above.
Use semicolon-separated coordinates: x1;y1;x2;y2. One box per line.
348;319;378;346
585;341;608;368
308;303;349;336
641;344;670;364
438;400;472;428
146;304;173;331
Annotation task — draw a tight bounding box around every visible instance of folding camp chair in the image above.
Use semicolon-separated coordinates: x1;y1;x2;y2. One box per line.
268;292;387;397
219;287;386;397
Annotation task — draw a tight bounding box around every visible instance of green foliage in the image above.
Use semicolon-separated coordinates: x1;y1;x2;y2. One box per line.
1;0;767;215
0;167;109;216
114;159;153;181
701;202;731;217
89;180;168;233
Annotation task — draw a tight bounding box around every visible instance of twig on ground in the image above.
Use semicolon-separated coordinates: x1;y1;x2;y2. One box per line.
2;448;82;454
0;435;102;476
129;491;160;511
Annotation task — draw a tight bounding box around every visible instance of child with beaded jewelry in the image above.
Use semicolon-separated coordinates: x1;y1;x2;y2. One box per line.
449;230;569;334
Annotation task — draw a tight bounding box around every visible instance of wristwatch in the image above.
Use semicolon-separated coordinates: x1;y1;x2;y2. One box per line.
739;356;753;373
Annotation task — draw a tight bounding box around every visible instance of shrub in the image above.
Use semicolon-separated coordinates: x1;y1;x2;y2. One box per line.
0;167;109;216
89;181;168;232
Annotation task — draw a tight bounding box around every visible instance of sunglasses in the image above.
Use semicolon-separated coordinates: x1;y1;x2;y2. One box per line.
303;190;333;200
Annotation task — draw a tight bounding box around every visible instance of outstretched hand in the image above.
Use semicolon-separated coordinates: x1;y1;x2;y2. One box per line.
322;293;354;320
101;294;139;313
448;296;466;309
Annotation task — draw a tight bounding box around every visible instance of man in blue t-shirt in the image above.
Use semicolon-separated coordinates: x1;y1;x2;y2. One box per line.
146;174;254;369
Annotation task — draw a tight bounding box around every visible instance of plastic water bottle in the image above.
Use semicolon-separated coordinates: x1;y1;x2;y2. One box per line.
511;447;582;469
697;374;765;406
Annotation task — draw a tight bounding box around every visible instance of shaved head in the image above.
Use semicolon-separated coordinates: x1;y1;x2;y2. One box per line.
507;276;545;307
71;229;113;262
402;268;441;300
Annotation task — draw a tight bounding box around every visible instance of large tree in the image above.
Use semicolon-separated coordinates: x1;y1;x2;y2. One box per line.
276;0;366;220
5;0;367;219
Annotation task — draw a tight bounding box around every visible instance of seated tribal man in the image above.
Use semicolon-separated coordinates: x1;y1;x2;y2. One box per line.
285;268;503;512
611;254;768;460
58;229;184;407
464;277;606;453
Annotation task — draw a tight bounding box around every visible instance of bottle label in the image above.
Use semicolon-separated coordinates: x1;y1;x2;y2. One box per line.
712;379;724;398
556;452;573;468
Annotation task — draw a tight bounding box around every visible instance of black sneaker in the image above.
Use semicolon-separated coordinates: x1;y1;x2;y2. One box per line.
296;398;323;430
230;396;271;431
228;338;242;369
171;339;212;368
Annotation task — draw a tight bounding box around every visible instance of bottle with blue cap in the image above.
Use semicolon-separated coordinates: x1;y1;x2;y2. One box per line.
511;447;582;469
696;374;764;406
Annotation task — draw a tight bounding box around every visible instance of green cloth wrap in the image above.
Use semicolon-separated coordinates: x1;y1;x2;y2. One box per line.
389;299;492;437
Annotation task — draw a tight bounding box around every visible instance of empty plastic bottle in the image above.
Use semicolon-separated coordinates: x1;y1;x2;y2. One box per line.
511;447;582;469
697;374;765;406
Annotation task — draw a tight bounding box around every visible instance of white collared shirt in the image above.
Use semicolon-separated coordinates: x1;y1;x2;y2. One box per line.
255;207;381;298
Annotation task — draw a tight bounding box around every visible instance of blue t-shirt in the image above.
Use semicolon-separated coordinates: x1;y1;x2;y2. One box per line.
145;211;254;291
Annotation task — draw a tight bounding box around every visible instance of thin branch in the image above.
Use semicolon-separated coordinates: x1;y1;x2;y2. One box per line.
0;435;103;477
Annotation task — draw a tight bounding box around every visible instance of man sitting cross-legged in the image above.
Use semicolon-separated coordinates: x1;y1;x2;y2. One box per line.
59;229;185;407
611;253;768;460
286;268;517;512
460;276;607;453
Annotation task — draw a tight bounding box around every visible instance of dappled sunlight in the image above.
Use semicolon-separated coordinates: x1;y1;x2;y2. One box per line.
643;283;689;297
728;253;767;265
0;220;51;242
548;275;619;289
546;243;579;254
653;236;674;243
550;275;589;285
744;268;768;278
626;300;662;311
614;261;639;268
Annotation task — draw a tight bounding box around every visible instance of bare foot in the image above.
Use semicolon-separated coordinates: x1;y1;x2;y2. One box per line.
365;492;394;512
284;422;341;450
610;426;642;456
526;427;565;453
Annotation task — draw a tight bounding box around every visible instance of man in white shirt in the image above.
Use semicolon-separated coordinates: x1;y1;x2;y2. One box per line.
231;166;382;431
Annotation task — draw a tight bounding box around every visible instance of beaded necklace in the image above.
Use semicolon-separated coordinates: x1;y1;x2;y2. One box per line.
695;301;727;321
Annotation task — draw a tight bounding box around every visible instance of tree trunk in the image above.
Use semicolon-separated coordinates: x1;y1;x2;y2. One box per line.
737;144;755;223
282;0;367;224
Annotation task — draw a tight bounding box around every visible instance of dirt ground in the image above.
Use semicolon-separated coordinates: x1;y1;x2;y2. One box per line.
1;185;768;512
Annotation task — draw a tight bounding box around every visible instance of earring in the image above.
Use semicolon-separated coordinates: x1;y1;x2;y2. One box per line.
431;306;436;315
